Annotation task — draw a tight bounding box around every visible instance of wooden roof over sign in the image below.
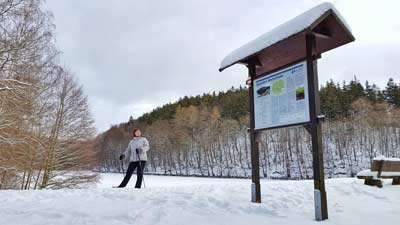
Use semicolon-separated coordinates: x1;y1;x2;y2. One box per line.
219;2;355;76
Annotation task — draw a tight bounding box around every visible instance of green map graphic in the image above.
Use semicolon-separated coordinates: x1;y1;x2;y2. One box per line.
271;79;285;94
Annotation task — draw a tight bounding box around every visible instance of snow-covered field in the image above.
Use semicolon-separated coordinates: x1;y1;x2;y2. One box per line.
0;174;399;225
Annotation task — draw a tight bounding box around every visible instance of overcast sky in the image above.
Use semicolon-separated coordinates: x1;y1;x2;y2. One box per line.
45;0;400;132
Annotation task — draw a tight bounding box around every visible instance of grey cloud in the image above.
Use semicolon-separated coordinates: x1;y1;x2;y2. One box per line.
45;0;399;132
319;42;400;88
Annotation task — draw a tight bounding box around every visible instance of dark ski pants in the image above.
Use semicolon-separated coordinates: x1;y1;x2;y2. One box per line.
118;161;146;188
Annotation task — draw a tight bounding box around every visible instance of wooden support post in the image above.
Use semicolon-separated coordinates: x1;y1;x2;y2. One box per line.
248;61;261;203
306;33;328;221
364;177;383;188
393;177;400;185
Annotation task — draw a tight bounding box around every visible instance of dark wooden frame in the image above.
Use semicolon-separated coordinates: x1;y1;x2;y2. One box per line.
252;59;311;132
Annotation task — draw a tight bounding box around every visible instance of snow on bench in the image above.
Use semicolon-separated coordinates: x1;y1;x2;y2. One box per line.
373;156;400;162
357;170;400;179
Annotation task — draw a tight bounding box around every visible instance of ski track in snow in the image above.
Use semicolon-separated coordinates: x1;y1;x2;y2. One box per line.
0;174;399;225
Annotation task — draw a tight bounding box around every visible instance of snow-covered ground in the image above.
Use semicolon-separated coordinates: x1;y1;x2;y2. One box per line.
1;174;399;225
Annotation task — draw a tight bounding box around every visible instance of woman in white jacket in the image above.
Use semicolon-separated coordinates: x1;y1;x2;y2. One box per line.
117;129;150;188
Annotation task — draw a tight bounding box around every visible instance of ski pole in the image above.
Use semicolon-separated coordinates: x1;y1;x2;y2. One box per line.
121;158;125;176
136;149;146;188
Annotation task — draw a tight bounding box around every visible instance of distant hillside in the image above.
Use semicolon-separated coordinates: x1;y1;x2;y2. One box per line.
94;77;400;179
130;77;399;127
137;86;249;124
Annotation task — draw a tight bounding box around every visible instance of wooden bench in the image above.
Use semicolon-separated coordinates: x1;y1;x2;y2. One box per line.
357;158;400;188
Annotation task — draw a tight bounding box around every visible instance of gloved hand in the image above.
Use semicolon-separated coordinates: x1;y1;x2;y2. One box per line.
119;154;125;160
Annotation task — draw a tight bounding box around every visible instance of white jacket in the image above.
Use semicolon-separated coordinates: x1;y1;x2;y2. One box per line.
123;137;150;162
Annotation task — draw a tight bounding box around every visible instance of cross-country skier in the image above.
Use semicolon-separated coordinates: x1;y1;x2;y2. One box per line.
117;129;149;188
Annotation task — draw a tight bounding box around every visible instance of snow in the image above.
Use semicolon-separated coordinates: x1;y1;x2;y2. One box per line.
357;169;380;179
2;79;32;86
373;156;400;162
219;2;352;71
1;173;399;225
357;169;400;179
0;87;13;91
357;169;379;179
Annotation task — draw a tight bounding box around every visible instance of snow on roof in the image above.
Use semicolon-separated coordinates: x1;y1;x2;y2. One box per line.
219;2;352;71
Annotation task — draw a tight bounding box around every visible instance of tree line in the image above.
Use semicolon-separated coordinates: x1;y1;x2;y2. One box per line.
95;77;400;179
0;0;96;190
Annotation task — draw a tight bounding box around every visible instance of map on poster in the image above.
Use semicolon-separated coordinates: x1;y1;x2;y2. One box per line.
253;61;310;130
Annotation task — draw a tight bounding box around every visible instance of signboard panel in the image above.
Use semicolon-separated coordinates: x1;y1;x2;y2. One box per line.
253;61;310;130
